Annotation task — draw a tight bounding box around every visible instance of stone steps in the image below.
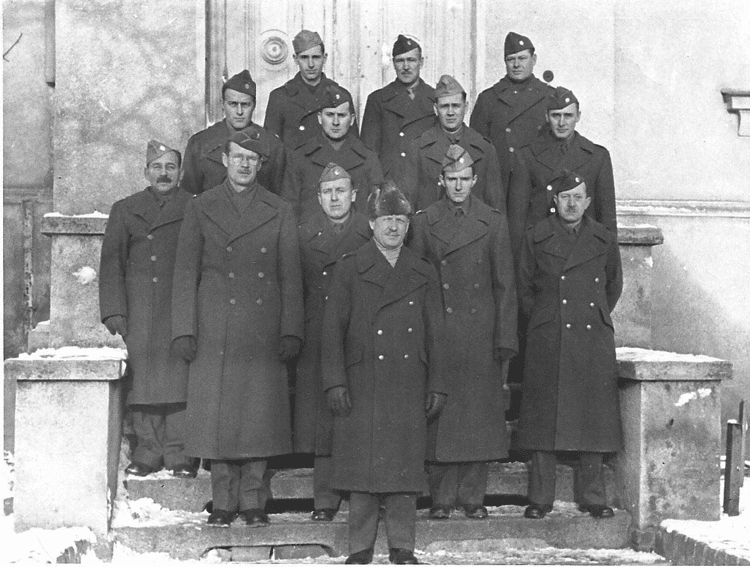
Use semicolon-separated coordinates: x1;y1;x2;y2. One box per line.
124;461;618;513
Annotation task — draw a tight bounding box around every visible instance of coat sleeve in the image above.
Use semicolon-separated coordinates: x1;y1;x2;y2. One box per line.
171;199;203;339
469;92;490;137
490;213;519;353
364;152;386;202
481;142;507;214
280;149;303;218
181;135;204;196
263;90;284;140
277;202;305;340
507;151;532;264
593;148;618;235
517;227;538;321
320;257;353;391
98;200;129;322
264;137;286;196
360;92;382;154
605;234;623;313
423;262;448;395
407;214;428;258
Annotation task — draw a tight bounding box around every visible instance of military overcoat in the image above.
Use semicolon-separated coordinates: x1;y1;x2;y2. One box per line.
281;133;384;220
470;75;554;194
294;211;371;455
508;130;618;256
99;187;192;405
396;124;505;212
264;72;358;150
181;120;285;196
171;181;304;459
517;216;623;453
410;197;518;462
360;79;437;180
321;241;447;493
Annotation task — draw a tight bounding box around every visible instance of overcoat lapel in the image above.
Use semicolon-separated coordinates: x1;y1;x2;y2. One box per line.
377;251;427;311
563;218;608;271
128;191;160;227
229;190;279;242
151;189;190;230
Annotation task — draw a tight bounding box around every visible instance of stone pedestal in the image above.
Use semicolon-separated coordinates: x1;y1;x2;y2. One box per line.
7;350;125;536
614;347;732;550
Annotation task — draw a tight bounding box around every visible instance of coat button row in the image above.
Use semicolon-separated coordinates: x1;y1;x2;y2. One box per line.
565;323;594;330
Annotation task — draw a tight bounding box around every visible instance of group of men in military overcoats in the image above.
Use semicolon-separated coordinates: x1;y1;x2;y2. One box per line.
99;26;623;564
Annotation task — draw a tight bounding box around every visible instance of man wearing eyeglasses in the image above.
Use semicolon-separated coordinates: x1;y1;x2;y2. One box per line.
172;130;304;528
182;70;285;196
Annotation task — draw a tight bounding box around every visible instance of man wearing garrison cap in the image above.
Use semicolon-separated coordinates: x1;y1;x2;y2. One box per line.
360;34;437;181
470;31;555;197
516;170;622;521
396;74;505;212
100;140;195;478
508;86;617;257
294;163;371;523
182;69;285;196
282;84;384;220
410;144;517;521
265;30;358;151
322;182;447;564
172;129;304;527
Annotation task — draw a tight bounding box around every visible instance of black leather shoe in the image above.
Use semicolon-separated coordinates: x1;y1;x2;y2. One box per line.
345;548;374;564
207;509;235;526
579;504;614;519
389;548;419;564
463;504;489;519
311;508;336;521
240;508;270;527
125;461;156;476
170;464;198;478
524;503;551;519
429;505;451;519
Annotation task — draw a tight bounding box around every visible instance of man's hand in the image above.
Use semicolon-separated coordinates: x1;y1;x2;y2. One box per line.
494;348;516;362
326;386;352;417
425;391;448;420
279;336;302;363
103;315;128;338
172;335;198;362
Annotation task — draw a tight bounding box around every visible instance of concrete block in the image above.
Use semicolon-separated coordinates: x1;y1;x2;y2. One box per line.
7;352;125;535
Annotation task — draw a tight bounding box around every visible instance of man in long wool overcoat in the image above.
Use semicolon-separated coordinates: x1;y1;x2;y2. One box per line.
517;169;623;520
321;183;447;565
409;145;518;520
171;130;304;527
99;140;194;478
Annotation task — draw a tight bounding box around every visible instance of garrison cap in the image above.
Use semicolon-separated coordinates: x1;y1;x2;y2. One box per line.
227;128;268;158
550;169;586;195
442;144;474;172
293;29;323;54
320;84;353;111
435;74;465;99
367;182;412;219
548;86;579;111
504;32;534;57
319;162;351;184
222;70;256;99
146;140;179;165
392;34;420;57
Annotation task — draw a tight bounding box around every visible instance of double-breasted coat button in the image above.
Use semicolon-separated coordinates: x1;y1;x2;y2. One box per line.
550;207;556;213
378;355;384;360
151;255;157;261
404;354;409;359
506;127;511;133
587;325;592;330
590;302;595;307
227;245;232;252
408;328;413;333
474;283;480;289
562;299;567;304
561;275;566;280
322;271;328;276
566;323;571;329
441;260;447;266
443;283;450;290
400;152;406;157
299;125;305;131
229;272;235;278
230;298;236;305
446;307;453;314
547;185;553;191
147;234;154;240
256;298;263;305
377;330;383;335
471;308;477;314
509;147;515;153
399;132;404;137
152;277;158;283
261;247;267;253
595;277;600;283
258;272;265;278
409;301;414;305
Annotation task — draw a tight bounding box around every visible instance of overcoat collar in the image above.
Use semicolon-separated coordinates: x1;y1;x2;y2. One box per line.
537;216;608;270
419;125;486;166
529;131;595;173
492;75;548;121
202;180;279;242
356;240;431;311
380;79;436;126
205;120;274;166
282;72;335;116
128;187;191;230
302;133;369;170
302;211;370;261
425;197;491;254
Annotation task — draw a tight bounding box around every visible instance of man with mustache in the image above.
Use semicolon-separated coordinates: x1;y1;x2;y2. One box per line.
516;170;622;521
265;30;358;151
282;85;383;221
99;140;195;478
360;35;437;181
182;70;285;196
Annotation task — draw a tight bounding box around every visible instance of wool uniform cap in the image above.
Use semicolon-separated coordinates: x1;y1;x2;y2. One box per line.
504;32;534;57
222;70;256;99
550;169;586;195
442;144;474;172
320;84;353;111
146;140;179;165
367;182;412;219
319;162;351;184
293;29;323;54
227;128;268;158
435;75;465;99
548;86;579;111
392;34;420;57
